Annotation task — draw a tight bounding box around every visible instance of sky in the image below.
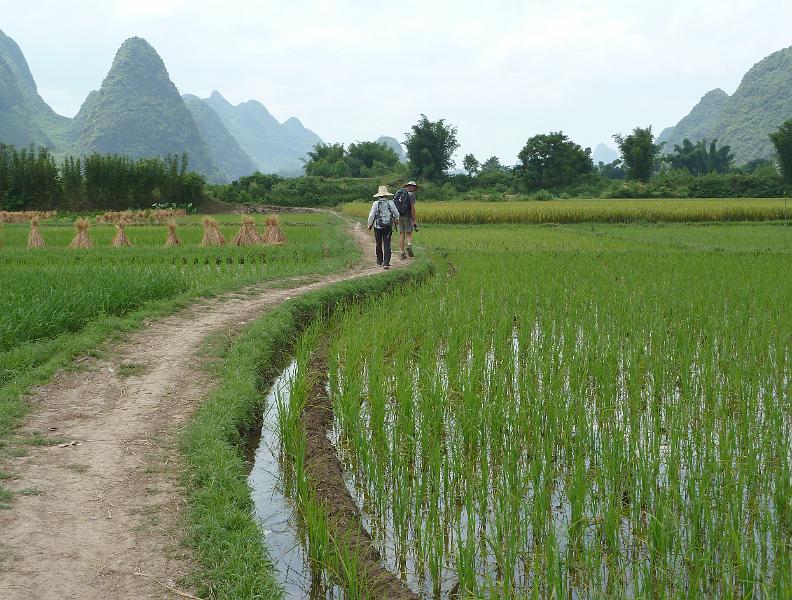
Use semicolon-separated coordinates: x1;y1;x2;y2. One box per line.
3;0;792;165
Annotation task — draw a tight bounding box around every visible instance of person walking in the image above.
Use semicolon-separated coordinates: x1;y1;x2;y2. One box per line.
367;185;400;269
393;180;419;259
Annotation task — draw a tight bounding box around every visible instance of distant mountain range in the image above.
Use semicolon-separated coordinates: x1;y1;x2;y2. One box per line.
0;30;325;182
592;143;619;165
658;45;792;164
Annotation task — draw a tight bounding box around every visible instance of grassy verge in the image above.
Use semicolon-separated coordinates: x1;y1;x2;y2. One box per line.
181;256;434;598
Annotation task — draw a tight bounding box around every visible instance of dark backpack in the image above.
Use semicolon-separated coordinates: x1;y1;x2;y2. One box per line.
393;188;411;216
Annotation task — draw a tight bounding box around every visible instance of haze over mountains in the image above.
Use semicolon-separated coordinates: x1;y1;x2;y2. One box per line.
0;30;325;182
658;45;792;164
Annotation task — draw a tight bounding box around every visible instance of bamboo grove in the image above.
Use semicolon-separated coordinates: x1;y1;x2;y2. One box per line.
0;143;204;211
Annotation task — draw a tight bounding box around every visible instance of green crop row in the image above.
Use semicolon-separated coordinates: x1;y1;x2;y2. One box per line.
318;222;792;598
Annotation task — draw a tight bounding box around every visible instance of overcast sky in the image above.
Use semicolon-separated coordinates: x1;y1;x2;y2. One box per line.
4;0;792;164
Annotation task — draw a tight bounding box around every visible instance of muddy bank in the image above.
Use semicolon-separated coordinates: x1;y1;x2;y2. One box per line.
300;344;420;600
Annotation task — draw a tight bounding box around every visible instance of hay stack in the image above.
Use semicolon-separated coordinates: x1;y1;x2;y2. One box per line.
69;218;93;248
200;217;226;246
111;220;131;247
165;220;181;247
231;215;260;246
262;216;286;245
27;216;45;249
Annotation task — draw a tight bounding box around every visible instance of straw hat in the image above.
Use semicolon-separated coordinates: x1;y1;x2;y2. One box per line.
373;185;394;198
404;180;419;188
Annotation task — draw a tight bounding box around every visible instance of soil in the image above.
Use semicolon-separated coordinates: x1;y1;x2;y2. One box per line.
301;346;420;600
0;221;411;600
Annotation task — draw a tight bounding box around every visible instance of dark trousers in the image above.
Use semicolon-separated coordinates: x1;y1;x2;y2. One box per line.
374;226;393;265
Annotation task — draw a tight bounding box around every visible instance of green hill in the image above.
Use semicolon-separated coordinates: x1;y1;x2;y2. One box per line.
205;90;323;175
658;46;792;163
0;28;72;149
183;94;257;181
72;37;224;182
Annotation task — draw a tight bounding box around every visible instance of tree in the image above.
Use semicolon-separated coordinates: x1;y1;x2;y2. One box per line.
462;153;480;176
347;141;399;176
404;114;460;182
480;156;505;173
667;138;734;174
770;120;792;183
597;159;626;180
517;132;593;189
613;127;663;183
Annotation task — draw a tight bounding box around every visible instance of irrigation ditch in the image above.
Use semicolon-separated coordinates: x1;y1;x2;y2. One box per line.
183;253;435;599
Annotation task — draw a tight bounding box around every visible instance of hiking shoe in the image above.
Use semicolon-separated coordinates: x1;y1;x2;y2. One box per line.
406;245;414;257
400;252;407;260
384;265;390;270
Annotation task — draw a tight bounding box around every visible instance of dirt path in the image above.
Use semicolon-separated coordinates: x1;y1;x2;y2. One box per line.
0;222;401;600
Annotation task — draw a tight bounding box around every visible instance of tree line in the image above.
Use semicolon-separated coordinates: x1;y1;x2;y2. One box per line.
0;144;205;211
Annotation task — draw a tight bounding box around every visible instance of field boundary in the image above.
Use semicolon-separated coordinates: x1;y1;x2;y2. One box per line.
181;256;434;598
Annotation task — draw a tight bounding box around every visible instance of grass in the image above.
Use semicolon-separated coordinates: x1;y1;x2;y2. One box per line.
0;213;359;446
181;255;433;599
319;222;792;598
341;197;792;224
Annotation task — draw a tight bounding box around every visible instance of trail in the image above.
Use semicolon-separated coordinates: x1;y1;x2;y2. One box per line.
0;221;404;600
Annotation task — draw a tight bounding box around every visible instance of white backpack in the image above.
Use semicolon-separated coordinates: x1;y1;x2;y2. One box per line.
374;200;393;228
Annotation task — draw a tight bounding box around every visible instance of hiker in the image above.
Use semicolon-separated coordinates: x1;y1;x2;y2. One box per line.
393;180;418;259
367;185;400;269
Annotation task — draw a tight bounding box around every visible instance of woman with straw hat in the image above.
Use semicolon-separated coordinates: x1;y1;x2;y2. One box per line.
367;185;400;269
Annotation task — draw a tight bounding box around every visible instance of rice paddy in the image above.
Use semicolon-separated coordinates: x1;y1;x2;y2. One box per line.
271;221;792;598
341;198;792;224
0;213;358;435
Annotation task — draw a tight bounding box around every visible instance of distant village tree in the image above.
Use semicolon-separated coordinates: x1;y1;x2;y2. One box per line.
404;115;460;182
480;156;505;173
770;120;792;183
517;132;593;189
613;127;663;183
462;153;480;176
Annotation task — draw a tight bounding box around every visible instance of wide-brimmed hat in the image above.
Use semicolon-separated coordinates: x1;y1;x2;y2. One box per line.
403;180;419;188
373;185;393;198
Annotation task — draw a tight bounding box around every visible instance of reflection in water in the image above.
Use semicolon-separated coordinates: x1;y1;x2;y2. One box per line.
248;361;344;599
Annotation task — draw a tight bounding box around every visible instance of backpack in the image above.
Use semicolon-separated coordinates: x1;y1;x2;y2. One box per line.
374;200;393;229
393;188;411;216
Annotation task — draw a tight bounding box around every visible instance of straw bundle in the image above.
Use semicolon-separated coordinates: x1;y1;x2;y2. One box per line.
262;216;286;245
69;218;93;248
200;217;225;246
165;220;181;247
27;216;46;249
111;220;131;247
231;215;260;246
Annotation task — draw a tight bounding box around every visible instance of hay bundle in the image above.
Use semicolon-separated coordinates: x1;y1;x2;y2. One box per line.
165;220;181;247
200;217;225;246
111;220;131;247
27;216;46;249
262;216;286;245
231;215;260;246
69;218;93;248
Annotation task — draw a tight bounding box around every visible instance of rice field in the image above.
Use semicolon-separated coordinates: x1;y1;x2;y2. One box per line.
0;213;358;432
341;198;792;224
277;222;792;598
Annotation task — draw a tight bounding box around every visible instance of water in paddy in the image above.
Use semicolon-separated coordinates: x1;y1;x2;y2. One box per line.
248;361;343;599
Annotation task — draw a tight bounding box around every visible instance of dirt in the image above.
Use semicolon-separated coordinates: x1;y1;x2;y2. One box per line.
0;221;411;600
301;346;420;600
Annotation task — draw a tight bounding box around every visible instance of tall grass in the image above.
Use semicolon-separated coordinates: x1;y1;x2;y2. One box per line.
323;223;792;597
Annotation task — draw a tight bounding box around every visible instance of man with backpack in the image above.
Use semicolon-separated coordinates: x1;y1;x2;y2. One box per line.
393;181;419;259
367;185;400;269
